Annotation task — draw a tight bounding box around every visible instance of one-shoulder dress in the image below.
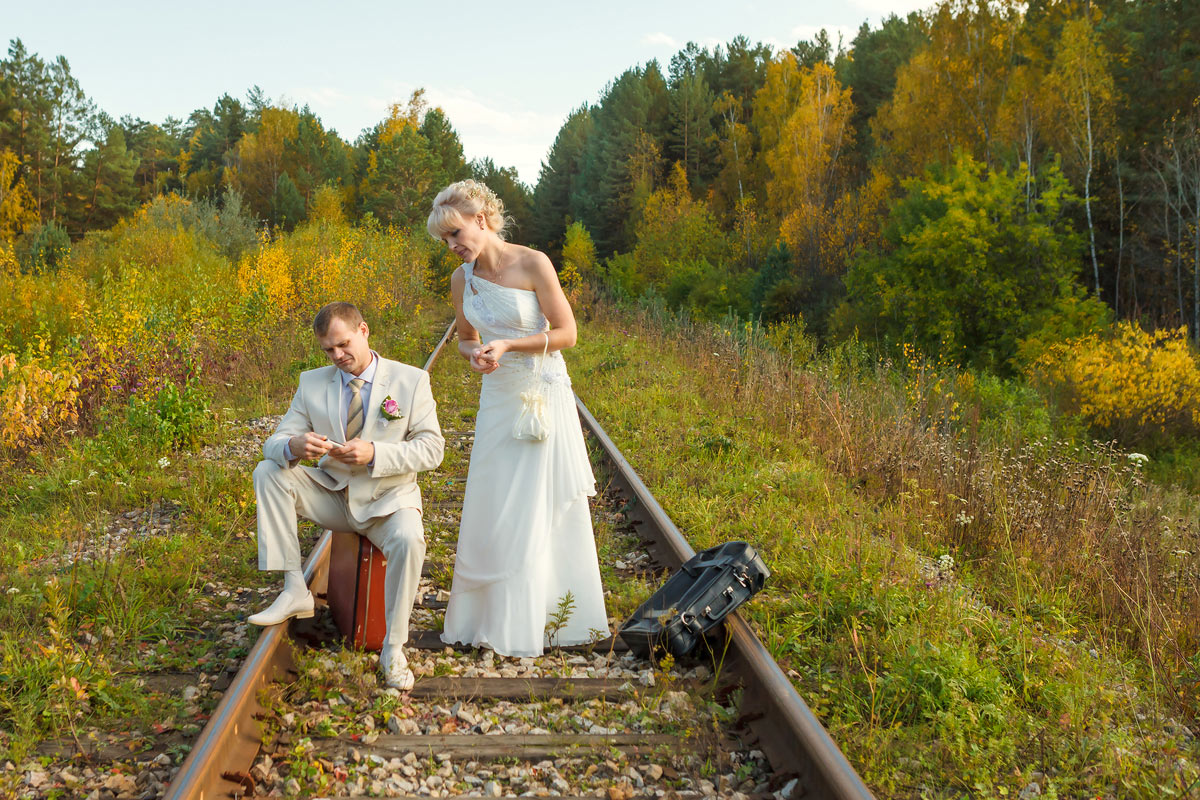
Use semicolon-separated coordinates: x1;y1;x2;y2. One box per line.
440;262;609;657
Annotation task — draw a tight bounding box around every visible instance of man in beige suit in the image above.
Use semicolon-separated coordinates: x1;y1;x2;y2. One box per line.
248;301;444;690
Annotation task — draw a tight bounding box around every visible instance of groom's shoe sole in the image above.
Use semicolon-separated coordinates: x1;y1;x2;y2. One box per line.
247;608;315;626
246;594;316;626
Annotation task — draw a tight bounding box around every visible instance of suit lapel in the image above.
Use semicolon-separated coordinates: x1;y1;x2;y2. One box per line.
364;357;391;439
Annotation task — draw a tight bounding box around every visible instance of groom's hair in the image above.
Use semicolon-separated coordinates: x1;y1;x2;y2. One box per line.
312;302;364;336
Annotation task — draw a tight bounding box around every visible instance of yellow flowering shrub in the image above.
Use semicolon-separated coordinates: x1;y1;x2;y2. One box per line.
1031;323;1200;443
0;346;80;450
0;193;439;453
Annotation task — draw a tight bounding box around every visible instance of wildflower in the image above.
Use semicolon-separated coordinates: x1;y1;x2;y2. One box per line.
1127;452;1149;465
937;554;955;573
157;457;171;469
5;587;19;595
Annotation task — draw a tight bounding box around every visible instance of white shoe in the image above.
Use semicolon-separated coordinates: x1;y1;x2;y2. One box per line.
381;648;415;691
247;590;315;626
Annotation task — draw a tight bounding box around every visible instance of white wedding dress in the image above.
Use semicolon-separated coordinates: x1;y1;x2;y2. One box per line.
441;262;609;656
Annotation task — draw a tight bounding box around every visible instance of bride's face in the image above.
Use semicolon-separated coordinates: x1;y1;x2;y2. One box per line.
441;212;491;262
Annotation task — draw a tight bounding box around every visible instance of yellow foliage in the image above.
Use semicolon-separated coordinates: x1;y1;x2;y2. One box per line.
379;89;428;145
1;194;437;452
0;149;38;243
1032;323;1200;442
239;230;297;313
0;346;80;450
310;184;346;224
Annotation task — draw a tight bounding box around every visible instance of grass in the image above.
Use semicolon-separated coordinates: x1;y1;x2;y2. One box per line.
567;297;1200;799
0;302;452;781
5;229;1199;798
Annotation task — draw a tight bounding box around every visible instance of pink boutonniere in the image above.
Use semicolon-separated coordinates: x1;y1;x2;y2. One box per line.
380;396;403;421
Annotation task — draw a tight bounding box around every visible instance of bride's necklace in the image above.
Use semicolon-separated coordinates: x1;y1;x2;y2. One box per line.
477;243;506;281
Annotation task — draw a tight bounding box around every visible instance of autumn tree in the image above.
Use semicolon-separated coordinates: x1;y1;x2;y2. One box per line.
872;0;1023;176
839;13;927;161
179;94;246;198
0;148;36;242
356;91;448;229
843;154;1083;371
607;163;739;314
1048;13;1116;297
0;40;94;226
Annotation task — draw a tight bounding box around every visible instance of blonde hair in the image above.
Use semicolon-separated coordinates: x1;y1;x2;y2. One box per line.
426;179;509;240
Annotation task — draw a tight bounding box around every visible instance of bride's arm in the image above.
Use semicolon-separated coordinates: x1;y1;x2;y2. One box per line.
479;252;577;361
451;268;498;373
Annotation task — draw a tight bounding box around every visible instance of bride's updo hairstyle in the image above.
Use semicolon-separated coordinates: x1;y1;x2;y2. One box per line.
427;179;509;241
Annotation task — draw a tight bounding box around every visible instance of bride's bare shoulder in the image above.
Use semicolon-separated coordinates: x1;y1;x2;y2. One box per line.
510;245;554;275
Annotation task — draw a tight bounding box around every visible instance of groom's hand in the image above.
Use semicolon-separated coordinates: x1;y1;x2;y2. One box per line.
290;432;338;459
329;438;374;466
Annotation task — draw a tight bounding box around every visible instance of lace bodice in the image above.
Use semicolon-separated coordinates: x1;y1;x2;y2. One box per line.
461;263;570;384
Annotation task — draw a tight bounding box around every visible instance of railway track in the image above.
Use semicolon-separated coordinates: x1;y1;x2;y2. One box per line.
164;321;874;800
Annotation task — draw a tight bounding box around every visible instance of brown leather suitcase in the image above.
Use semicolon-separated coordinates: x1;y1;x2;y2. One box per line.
327;531;388;650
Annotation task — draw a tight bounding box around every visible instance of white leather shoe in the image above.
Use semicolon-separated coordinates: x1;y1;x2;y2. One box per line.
381;648;415;691
247;590;315;626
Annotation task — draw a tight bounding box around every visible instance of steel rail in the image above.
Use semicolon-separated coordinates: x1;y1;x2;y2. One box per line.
165;320;457;800
575;398;876;800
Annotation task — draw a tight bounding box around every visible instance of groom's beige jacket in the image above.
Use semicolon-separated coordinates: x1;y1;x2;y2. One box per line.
263;355;444;522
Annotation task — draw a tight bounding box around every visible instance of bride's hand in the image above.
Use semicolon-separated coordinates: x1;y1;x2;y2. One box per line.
469;347;499;374
478;340;510;365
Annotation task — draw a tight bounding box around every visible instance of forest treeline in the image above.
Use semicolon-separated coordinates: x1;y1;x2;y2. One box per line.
2;0;1200;430
0;40;531;268
531;0;1200;370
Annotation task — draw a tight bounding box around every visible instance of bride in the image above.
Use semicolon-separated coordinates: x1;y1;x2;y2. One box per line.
426;179;609;657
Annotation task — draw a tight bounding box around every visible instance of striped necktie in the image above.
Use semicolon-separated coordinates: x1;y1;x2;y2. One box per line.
346;378;366;440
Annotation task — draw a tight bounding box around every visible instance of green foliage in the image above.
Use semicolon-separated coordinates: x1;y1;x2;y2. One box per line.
471;157;533;241
838;13;928;158
607;163;737;315
1015;291;1112;368
843;154;1083;372
126;378;211;450
560;221;597;286
531;107;593;259
573;64;670;256
74;119;139;230
14;221;69;273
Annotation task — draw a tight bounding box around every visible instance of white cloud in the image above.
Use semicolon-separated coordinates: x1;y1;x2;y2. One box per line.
291;80;570;183
641;32;678;49
424;86;565;185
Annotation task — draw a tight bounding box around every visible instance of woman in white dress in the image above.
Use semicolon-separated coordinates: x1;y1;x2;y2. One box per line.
426;180;609;657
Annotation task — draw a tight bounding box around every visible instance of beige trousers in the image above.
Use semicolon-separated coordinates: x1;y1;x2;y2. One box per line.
252;460;425;651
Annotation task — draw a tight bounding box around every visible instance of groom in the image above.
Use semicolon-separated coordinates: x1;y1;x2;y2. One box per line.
248;301;444;690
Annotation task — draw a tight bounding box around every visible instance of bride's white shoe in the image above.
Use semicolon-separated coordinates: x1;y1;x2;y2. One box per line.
247;589;315;626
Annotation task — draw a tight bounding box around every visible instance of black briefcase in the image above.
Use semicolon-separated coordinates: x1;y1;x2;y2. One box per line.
618;541;770;659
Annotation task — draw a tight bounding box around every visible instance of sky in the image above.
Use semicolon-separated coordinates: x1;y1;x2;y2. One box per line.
2;0;931;186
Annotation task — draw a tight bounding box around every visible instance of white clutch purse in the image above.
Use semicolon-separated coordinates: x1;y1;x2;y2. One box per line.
512;333;550;442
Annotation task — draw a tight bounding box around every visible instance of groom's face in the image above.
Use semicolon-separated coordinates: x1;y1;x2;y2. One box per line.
318;317;372;376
